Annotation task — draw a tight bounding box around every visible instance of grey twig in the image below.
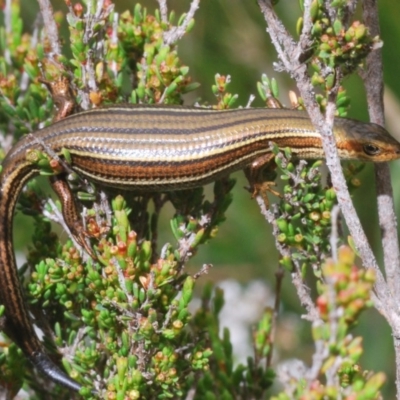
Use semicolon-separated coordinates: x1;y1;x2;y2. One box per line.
3;0;12;64
157;0;168;23
361;1;400;395
298;0;313;54
163;0;200;45
37;0;62;56
361;0;400;303
329;205;340;263
254;195;320;321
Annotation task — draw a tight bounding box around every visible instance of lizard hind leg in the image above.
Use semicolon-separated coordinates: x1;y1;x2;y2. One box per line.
244;152;282;208
50;175;97;259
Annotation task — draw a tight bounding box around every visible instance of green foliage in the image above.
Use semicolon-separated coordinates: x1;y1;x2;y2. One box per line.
211;74;239;109
306;0;379;73
66;1;198;105
295;0;382;116
267;127;368;277
272;246;384;400
272;146;335;273
257;73;280;104
193;284;275;399
0;0;51;138
26;193;225;398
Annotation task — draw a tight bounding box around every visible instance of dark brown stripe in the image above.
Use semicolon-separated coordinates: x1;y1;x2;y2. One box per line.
70;140;270;186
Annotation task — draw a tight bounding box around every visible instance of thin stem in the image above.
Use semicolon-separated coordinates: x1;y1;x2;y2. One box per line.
37;0;62;55
361;0;400;303
163;0;200;45
266;265;284;368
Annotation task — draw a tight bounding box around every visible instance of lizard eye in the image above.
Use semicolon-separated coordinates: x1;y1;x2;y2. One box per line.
363;143;381;156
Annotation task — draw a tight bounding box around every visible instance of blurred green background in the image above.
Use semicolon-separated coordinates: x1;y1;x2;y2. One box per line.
15;0;400;397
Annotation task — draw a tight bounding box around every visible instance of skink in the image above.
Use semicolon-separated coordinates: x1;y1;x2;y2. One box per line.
1;105;400;392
